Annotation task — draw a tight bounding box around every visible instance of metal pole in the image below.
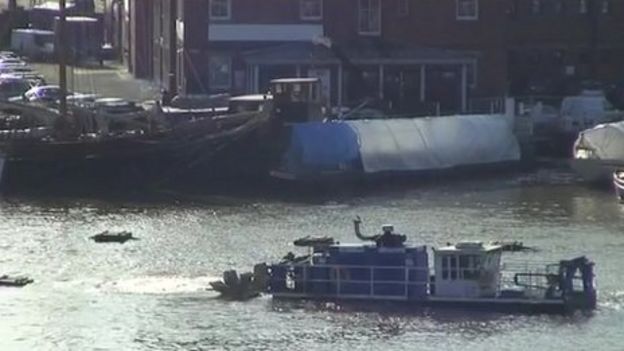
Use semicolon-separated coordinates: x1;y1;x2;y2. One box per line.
58;0;68;120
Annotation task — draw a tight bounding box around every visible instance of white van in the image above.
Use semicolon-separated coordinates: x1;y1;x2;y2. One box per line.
560;90;623;134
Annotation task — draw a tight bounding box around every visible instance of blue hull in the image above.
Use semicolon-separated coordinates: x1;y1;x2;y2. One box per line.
271;295;571;315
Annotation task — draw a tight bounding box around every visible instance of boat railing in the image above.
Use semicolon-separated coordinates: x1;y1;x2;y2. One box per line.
272;263;431;300
498;260;561;298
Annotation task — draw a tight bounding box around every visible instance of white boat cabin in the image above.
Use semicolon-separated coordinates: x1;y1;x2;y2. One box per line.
434;241;502;298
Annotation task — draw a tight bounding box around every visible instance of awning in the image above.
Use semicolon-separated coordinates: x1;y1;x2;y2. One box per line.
243;42;477;66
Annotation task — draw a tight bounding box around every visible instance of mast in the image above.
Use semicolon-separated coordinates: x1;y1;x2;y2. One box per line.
58;0;68;119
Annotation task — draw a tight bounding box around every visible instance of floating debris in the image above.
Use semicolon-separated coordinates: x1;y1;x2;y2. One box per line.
90;231;137;244
0;275;34;287
492;241;539;252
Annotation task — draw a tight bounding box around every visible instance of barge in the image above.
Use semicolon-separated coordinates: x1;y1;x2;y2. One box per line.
252;219;597;314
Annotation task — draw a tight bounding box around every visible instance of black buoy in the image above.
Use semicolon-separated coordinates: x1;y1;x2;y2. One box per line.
0;275;34;287
90;231;137;244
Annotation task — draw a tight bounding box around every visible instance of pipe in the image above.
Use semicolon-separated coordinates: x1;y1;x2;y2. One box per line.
353;216;377;241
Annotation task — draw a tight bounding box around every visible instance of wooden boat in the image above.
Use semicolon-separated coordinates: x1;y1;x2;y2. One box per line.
0;100;271;190
0;1;274;192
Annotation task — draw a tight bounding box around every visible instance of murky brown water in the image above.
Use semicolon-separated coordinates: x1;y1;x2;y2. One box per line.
1;168;623;350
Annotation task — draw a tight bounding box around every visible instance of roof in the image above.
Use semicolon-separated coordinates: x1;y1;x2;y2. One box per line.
271;78;319;84
33;1;76;11
243;42;477;65
66;16;98;22
229;94;272;102
437;241;502;253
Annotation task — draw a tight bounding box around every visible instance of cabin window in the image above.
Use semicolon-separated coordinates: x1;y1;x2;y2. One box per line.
358;0;381;36
210;0;231;20
449;256;457;280
442;256;449;280
301;0;323;20
456;0;478;20
459;255;480;280
208;55;231;90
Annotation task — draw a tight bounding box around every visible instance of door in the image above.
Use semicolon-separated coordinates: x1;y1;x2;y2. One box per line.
307;68;331;106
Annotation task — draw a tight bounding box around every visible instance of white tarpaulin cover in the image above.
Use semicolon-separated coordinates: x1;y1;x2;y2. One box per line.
345;115;521;173
575;121;624;161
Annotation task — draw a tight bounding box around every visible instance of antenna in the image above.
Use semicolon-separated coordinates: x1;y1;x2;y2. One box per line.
58;0;67;119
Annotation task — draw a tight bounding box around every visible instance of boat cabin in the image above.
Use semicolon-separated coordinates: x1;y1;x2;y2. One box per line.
270;78;324;123
433;241;502;298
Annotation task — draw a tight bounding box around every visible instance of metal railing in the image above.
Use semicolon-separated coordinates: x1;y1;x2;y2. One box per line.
273;263;430;300
272;260;563;301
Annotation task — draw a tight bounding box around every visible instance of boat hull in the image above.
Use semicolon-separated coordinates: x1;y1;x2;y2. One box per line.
271;294;570;315
0;111;271;193
569;158;622;184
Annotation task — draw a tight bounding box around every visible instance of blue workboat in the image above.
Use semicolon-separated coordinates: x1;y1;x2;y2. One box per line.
261;218;596;314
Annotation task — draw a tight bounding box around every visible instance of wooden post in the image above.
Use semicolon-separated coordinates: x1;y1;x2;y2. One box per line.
58;0;68;120
461;64;468;113
420;64;426;102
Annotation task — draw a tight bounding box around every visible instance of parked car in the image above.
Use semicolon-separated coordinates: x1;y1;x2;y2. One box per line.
19;85;63;103
0;51;19;59
0;72;45;86
0;58;27;66
0;66;34;75
559;90;623;135
0;77;35;101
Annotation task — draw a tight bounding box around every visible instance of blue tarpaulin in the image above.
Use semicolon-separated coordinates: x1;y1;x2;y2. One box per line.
283;122;361;174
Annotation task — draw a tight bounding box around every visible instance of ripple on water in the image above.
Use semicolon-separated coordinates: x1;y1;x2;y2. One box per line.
1;172;624;350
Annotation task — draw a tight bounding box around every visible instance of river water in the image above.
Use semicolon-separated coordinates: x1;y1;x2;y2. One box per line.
1;168;623;350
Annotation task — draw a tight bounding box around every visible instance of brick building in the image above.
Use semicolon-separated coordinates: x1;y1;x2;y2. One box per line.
115;0;624;112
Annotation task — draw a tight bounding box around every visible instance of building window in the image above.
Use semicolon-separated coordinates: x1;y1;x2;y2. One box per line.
531;0;542;15
601;0;610;14
358;0;381;36
300;0;323;20
554;0;565;14
398;0;409;16
208;55;231;90
456;0;478;20
210;0;231;20
578;0;588;14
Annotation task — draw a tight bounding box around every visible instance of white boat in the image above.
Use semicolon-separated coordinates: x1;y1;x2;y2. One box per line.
571;121;624;183
613;170;624;200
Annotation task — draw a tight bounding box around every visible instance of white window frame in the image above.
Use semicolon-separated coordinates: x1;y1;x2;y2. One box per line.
456;0;479;21
358;0;382;36
531;0;542;15
579;0;588;14
208;55;232;90
398;0;409;17
601;0;610;14
300;0;323;20
209;0;231;20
